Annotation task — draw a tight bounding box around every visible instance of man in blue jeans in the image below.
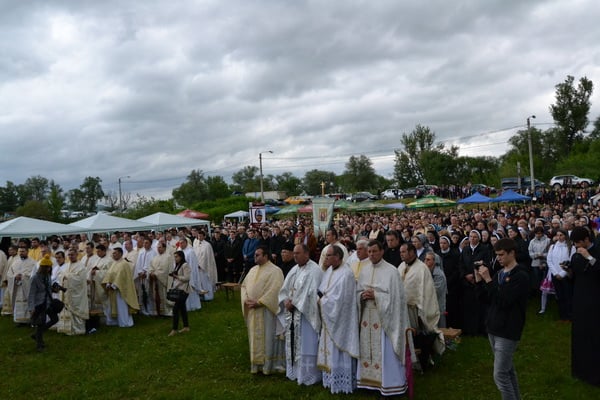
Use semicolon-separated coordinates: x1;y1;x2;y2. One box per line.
475;238;529;400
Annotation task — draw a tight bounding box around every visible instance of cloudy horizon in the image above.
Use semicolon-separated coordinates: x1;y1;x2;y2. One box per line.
1;1;599;199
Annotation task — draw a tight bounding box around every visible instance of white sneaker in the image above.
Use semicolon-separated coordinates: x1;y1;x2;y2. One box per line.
538;310;545;314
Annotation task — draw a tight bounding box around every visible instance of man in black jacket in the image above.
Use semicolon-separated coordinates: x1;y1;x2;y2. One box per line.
476;238;529;400
569;227;600;387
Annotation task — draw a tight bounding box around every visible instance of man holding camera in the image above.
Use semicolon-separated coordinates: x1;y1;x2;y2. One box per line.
475;238;529;400
568;227;600;387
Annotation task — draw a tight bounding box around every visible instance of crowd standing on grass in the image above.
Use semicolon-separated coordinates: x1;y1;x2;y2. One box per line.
1;188;599;393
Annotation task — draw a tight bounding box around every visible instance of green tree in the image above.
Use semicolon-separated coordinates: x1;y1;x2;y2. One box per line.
302;169;337;196
0;181;21;213
393;125;451;187
172;170;208;207
499;127;556;182
16;200;51;220
46;180;65;221
231;166;261;192
79;176;104;213
549;75;594;156
275;172;302;196
205;176;230;200
21;175;50;202
122;196;176;220
340;155;378;192
68;188;84;211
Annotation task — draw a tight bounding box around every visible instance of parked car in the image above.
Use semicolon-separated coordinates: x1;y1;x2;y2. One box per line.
549;174;594;189
471;184;497;194
402;187;418;198
347;192;378;202
501;177;545;191
284;196;310;205
416;184;439;195
381;188;404;200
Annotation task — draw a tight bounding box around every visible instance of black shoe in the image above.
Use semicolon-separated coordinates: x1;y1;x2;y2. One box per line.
30;333;36;341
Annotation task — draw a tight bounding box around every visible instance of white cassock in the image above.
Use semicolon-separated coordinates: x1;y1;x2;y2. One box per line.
317;264;359;394
357;259;410;397
182;247;202;311
278;259;323;385
193;239;218;301
133;248;157;315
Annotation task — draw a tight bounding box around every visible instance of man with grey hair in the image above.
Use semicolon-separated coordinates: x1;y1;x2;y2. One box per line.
350;239;370;280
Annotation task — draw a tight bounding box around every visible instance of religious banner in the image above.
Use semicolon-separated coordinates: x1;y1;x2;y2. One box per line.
312;197;335;237
249;203;266;225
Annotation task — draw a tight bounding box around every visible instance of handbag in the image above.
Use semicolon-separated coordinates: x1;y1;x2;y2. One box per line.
167;263;188;302
49;298;65;314
167;288;186;302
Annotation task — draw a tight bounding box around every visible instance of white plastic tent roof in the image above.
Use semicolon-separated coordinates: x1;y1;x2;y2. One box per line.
0;217;82;238
137;212;210;230
224;210;249;218
69;213;154;233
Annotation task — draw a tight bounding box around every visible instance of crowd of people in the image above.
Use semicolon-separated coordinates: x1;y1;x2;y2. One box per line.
1;195;599;395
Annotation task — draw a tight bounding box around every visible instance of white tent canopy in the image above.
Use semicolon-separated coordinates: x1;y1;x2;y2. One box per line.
137;212;211;231
69;213;154;233
224;210;249;220
0;217;82;238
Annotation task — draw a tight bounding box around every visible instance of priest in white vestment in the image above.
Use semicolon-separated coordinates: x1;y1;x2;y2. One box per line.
278;244;323;385
318;229;349;270
241;246;285;374
193;230;218;301
133;238;157;315
398;243;445;366
317;245;359;394
56;249;89;335
5;247;37;323
148;241;174;316
102;248;139;327
357;240;410;396
1;246;17;313
179;238;202;311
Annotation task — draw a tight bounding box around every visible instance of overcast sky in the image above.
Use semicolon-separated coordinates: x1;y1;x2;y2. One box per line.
1;0;599;199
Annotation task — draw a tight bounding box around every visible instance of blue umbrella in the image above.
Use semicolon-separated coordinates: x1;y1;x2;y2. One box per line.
491;190;531;202
457;192;492;204
265;205;280;214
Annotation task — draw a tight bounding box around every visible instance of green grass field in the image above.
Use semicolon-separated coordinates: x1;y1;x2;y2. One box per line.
1;290;598;400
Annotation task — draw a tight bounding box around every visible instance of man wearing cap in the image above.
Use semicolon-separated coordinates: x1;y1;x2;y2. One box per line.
277;241;295;277
383;230;402;267
28;254;60;351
